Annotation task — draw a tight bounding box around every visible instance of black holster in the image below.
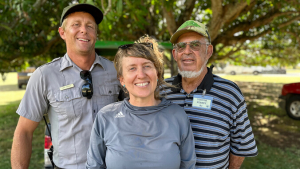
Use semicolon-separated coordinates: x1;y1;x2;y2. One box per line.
47;145;55;167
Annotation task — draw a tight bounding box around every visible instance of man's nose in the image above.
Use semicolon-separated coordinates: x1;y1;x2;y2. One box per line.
183;44;192;54
80;25;88;34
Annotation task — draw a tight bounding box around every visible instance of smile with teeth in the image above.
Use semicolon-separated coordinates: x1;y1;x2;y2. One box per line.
183;59;194;62
135;82;149;87
77;38;89;42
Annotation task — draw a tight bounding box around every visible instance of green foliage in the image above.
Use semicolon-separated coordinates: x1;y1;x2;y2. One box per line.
0;0;299;72
0;0;68;72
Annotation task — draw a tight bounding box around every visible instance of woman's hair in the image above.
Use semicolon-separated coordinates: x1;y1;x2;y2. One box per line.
114;35;168;100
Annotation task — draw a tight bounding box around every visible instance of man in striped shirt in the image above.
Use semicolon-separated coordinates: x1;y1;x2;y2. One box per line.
163;20;258;169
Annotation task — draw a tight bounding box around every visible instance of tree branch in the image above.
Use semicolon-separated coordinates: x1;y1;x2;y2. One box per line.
33;35;61;56
162;6;177;35
224;10;298;37
210;0;255;41
210;0;223;41
283;30;300;46
101;0;112;16
223;1;256;27
214;14;300;46
177;0;197;26
211;43;244;62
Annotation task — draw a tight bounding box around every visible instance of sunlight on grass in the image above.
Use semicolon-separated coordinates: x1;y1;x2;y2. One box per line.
218;75;300;84
286;69;300;74
0;73;26;106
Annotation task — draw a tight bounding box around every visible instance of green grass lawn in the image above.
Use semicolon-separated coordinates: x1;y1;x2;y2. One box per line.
218;74;300;84
0;101;45;169
242;144;300;169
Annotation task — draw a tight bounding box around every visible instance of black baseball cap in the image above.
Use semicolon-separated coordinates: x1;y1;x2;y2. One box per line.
60;3;103;26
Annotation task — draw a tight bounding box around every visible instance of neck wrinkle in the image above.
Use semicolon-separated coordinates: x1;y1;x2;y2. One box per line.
68;52;96;70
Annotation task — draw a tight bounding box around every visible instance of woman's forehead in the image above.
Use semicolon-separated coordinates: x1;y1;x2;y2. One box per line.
122;56;153;65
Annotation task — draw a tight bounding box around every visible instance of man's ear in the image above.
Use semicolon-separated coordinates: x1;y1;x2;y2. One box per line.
206;44;213;60
172;49;178;62
58;27;66;40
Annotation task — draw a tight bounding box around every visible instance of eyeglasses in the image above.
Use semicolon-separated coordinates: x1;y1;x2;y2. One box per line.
80;70;93;99
118;43;153;49
174;40;209;53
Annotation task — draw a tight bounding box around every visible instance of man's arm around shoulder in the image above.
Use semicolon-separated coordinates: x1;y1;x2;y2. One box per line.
11;116;39;169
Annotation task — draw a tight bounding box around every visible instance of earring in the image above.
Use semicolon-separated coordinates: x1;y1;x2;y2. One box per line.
123;84;125;87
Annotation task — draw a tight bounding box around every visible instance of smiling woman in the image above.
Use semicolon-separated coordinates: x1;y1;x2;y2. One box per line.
86;35;196;169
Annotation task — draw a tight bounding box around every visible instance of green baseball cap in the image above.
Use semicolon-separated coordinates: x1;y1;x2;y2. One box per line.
170;20;211;44
60;3;103;26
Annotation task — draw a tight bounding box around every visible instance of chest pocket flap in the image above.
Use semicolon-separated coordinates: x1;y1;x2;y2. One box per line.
54;87;83;119
96;84;120;109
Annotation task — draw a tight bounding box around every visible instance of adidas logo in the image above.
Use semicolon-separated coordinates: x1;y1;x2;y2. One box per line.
115;111;125;118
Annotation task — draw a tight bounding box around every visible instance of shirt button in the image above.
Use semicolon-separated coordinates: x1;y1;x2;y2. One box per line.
186;104;188;107
65;95;69;99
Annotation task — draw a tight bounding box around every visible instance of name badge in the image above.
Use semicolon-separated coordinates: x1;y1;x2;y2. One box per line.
192;95;213;110
60;84;74;91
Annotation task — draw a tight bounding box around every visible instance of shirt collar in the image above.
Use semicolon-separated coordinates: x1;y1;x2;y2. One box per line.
171;65;214;93
60;53;105;71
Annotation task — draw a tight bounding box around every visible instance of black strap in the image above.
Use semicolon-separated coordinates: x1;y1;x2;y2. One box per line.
43;116;52;141
43;116;55;168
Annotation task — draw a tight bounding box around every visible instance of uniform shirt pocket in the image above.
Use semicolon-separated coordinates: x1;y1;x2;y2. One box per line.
96;84;120;110
54;87;83;119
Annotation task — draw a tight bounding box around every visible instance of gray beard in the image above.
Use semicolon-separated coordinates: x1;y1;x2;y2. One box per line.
178;61;208;78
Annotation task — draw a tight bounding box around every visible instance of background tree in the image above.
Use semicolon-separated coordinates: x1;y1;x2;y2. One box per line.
0;0;299;75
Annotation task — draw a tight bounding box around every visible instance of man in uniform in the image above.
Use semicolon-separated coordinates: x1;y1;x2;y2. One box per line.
163;20;258;169
11;3;122;169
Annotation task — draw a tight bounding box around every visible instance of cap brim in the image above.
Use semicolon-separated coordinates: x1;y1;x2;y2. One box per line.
61;4;103;25
170;29;207;44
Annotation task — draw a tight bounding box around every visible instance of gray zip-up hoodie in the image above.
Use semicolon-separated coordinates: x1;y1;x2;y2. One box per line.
86;98;196;169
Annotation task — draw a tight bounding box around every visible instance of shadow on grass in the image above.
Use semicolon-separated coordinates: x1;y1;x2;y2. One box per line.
235;82;300;169
236;82;300;148
0;100;45;169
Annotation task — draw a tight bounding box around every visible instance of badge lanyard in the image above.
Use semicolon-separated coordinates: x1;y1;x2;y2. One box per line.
192;89;214;110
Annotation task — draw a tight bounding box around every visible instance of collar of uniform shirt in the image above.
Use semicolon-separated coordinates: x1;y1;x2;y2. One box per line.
171;65;214;93
60;53;106;71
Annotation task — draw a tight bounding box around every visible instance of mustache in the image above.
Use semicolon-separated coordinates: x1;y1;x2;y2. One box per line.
181;54;195;59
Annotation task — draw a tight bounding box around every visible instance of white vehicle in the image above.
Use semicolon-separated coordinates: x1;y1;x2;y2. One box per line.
224;65;264;75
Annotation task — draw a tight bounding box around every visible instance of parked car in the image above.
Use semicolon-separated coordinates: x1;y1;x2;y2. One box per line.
279;82;300;120
224;65;286;75
224;65;264;75
261;66;286;74
17;67;35;88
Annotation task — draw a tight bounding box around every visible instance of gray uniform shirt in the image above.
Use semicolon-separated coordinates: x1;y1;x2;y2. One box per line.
86;98;196;169
17;54;121;169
